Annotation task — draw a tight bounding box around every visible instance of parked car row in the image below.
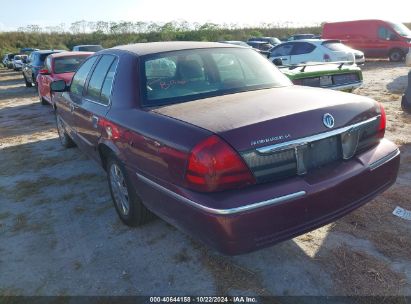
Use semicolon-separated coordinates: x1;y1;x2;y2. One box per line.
36;41;399;255
3;30;406;254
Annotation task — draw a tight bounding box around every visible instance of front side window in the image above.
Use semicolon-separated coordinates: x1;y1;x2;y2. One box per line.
70;56;98;95
85;55;116;102
53;55;89;74
378;27;395;40
142;48;291;106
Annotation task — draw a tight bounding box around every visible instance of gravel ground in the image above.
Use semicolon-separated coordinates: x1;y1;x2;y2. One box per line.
0;62;410;297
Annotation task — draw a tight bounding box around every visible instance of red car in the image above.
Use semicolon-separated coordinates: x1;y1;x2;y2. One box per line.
322;20;411;62
37;51;93;106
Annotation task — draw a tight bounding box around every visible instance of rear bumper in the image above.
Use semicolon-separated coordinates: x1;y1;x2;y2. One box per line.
133;139;400;255
327;81;363;92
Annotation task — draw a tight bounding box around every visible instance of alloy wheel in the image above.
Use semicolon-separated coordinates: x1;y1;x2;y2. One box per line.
109;163;130;216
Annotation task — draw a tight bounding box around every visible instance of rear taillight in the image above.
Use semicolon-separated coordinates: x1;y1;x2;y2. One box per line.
323;54;331;62
292;79;303;85
185;135;255;192
378;102;386;138
98;118;124;140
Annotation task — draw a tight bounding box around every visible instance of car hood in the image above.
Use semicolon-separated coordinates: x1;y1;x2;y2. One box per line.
152;86;379;151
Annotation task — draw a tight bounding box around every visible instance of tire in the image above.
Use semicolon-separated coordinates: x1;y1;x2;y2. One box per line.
389;49;404;62
401;95;411;114
56;114;75;148
38;87;48;105
23;74;33;87
106;155;151;227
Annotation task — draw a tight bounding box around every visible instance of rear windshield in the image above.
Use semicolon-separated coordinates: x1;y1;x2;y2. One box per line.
54;55;89;74
142;48;291;106
78;46;103;52
39;53;54;62
323;42;351;51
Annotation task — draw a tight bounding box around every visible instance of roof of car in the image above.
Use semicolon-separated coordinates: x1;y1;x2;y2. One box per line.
74;45;102;47
49;51;94;58
113;41;239;56
285;39;339;44
33;50;66;54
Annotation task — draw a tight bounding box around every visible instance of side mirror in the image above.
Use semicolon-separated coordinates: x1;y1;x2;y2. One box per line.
273;58;283;66
39;69;50;75
50;80;67;92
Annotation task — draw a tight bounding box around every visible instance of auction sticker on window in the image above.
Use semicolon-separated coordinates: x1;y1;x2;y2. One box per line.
393;206;411;221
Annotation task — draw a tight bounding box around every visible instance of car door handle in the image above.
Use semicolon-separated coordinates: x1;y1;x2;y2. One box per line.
91;115;99;129
281;58;288;61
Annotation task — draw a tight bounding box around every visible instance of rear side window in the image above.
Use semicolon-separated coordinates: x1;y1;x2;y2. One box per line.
271;44;293;57
291;42;316;55
70;56;98;95
45;56;52;72
323;42;350;51
100;59;118;104
85;55;117;104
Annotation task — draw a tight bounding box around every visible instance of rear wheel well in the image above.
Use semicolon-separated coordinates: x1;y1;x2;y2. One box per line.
98;144;115;171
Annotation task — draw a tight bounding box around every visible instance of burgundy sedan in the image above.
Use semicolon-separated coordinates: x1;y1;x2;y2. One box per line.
50;42;400;255
37;51;93;107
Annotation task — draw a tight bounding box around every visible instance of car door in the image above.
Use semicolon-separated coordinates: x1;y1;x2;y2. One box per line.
72;54;118;160
269;43;293;64
288;42;317;64
58;56;99;143
376;26;397;57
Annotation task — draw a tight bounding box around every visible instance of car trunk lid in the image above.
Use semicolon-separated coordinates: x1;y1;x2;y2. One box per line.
152;86;378;151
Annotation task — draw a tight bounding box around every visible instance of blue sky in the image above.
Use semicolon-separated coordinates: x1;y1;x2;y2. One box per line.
1;0;410;31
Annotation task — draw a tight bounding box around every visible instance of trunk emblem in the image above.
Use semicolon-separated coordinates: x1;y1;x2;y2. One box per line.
323;113;335;129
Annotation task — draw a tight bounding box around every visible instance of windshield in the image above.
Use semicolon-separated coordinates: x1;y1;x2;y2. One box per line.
271;38;281;45
142;48;291;106
389;22;411;37
14;55;21;60
54;55;89;74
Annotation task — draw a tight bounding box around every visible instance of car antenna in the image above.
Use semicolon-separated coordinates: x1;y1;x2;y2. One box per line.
338;62;345;69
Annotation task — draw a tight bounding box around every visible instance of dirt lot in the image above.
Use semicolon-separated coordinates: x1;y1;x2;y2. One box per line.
0;62;411;297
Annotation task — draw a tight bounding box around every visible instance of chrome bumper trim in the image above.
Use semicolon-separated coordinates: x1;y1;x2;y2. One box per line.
136;173;306;215
326;81;363;91
256;115;380;154
369;149;400;171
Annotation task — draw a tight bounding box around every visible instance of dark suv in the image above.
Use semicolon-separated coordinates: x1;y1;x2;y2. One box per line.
22;50;64;87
